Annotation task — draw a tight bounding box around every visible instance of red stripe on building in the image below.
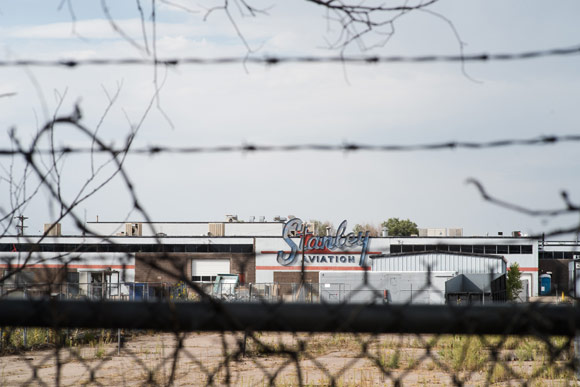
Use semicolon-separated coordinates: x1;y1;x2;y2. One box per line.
256;266;367;271
260;251;381;255
0;264;135;269
258;266;539;272
513;267;538;272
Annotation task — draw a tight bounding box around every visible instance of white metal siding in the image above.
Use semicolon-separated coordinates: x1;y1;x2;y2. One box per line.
371;253;505;274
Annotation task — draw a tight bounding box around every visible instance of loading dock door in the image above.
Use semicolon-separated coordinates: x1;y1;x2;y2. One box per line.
192;259;230;282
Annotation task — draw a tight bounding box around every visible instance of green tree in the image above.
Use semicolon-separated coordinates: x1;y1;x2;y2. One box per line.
506;263;523;301
381;218;418;236
352;223;380;237
308;220;334;236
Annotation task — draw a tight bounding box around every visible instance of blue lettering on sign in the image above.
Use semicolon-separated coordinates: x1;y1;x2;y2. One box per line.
276;218;370;267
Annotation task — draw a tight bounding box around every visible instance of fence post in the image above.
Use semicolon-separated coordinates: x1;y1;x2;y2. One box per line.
117;328;121;356
575;333;580;379
242;283;253;357
23;327;27;348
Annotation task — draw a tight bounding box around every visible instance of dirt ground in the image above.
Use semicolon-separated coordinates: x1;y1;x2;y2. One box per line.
0;331;576;386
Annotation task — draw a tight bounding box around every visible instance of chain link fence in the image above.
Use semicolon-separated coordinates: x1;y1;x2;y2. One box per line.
1;269;579;386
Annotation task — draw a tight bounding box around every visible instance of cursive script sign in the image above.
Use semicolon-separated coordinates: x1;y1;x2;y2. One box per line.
276;218;371;267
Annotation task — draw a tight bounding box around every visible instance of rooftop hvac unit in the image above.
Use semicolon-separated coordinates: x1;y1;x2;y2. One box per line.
448;228;463;237
44;223;61;237
125;223;142;236
209;223;225;236
258;216;265;222
249;216;255;222
274;216;287;222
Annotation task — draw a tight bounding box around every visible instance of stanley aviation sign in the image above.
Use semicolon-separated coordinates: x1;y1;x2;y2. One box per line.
276;218;374;267
254;219;386;282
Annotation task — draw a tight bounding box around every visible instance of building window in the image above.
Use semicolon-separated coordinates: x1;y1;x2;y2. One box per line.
460;245;473;253
497;245;508;254
521;245;533;254
484;245;497;254
191;276;217;282
390;245;402;253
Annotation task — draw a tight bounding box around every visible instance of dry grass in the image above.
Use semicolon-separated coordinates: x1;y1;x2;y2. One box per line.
0;331;576;386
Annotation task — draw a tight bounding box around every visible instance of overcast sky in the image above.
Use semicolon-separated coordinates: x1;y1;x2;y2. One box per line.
0;0;579;238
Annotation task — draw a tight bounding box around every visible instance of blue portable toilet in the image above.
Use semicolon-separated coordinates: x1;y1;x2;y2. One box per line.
540;274;551;296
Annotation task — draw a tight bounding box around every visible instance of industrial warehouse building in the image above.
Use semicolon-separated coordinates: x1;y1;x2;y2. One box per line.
1;217;578;300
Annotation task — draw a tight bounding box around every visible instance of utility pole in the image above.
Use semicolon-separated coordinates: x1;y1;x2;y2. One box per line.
14;215;28;236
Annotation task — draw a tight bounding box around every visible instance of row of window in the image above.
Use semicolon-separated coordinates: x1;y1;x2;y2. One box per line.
0;243;253;254
539;251;580;260
390;244;534;255
192;276;217;282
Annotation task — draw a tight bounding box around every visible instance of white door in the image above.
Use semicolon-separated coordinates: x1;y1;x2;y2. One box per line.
192;259;230;282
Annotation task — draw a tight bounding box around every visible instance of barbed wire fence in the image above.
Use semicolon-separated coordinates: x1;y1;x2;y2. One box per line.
1;0;580;385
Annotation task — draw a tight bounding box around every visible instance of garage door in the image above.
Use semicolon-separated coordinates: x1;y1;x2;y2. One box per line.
192;259;230;282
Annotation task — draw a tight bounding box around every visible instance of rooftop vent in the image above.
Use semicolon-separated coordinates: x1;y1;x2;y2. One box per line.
226;215;238;223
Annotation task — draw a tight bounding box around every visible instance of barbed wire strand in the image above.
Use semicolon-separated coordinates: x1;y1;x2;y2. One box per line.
0;44;579;68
